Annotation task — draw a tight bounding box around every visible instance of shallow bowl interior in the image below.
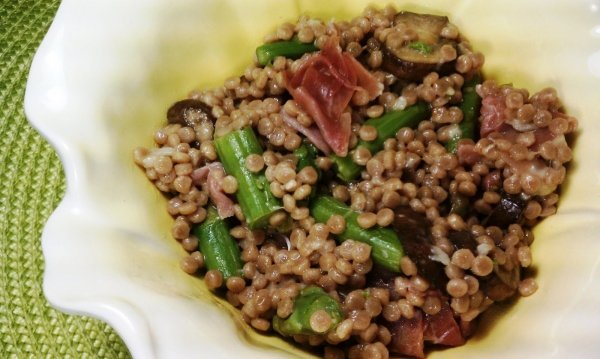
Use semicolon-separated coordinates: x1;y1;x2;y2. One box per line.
25;0;600;358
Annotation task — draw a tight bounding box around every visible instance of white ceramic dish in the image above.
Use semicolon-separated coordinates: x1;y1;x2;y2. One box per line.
25;0;600;358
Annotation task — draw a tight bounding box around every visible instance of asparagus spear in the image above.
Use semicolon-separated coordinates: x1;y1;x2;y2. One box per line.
272;286;343;336
256;38;318;66
310;196;404;272
214;127;281;229
194;206;243;281
445;74;482;153
293;141;321;202
294;140;321;173
331;102;431;182
449;193;469;218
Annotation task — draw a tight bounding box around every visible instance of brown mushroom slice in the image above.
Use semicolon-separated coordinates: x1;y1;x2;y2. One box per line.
166;98;214;127
483;193;527;228
381;12;458;81
392;206;447;290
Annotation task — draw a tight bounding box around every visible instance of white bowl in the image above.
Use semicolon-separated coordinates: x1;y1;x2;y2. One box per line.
25;0;600;358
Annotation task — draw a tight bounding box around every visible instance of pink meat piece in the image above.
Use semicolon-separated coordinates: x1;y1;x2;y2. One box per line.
191;162;235;218
423;302;465;347
479;93;507;137
280;110;331;154
284;35;381;156
456;140;481;166
388;294;466;358
388;311;426;358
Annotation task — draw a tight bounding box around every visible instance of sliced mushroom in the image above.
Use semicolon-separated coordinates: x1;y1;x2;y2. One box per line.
392;206;447;289
379;12;458;81
484;193;527;228
166;98;214;127
448;230;477;252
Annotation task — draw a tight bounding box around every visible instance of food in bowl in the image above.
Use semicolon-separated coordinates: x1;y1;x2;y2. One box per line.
133;5;577;358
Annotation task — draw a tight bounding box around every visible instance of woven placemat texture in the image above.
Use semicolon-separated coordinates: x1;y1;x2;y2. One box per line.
0;1;131;357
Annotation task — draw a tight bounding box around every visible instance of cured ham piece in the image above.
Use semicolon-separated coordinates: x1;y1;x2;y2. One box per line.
423;303;465;347
285;35;381;156
388;311;426;358
191;162;235;218
479;93;507;137
387;304;466;358
475;88;571;195
456;140;481;166
280;110;331;154
479;91;559;149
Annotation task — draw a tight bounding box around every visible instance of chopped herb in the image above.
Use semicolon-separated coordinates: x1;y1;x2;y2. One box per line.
408;41;433;54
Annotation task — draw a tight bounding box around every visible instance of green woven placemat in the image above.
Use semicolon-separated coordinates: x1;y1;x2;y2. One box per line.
0;1;131;357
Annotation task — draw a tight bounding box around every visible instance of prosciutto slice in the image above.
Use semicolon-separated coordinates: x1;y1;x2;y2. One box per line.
387;304;466;358
456;140;481;166
388;311;426;358
423;302;465;347
280;110;331;154
473;88;571;195
191;162;235;219
285;35;381;156
479;93;507;137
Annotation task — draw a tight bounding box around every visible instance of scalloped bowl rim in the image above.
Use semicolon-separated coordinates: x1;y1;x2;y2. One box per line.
24;0;600;358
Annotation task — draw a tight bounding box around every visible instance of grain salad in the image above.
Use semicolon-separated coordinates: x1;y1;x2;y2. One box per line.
133;5;577;358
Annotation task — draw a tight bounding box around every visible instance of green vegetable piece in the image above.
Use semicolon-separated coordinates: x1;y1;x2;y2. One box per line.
408;41;434;54
449;193;469;218
360;102;430;154
294;140;320;173
194;206;243;280
330;155;362;184
214;127;281;229
310;196;404;272
256;38;319;66
293;141;321;201
445;75;482;153
272;286;343;336
331;102;431;182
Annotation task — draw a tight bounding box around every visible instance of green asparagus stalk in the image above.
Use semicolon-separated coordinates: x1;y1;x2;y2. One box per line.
256;38;318;66
449;193;469;218
272;286;343;336
329;154;362;184
331;102;431;182
194;206;243;281
445;75;482;153
214;127;281;229
294;140;320;173
310;196;404;272
293;140;321;201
